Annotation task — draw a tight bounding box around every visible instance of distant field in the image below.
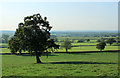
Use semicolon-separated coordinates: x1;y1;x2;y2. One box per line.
71;43;118;46
1;45;119;53
0;43;8;46
57;37;100;40
0;41;119;53
71;43;97;46
0;43;8;49
2;52;118;76
1;48;10;53
58;46;119;52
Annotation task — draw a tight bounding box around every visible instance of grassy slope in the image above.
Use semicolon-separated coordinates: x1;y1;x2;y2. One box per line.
2;52;118;76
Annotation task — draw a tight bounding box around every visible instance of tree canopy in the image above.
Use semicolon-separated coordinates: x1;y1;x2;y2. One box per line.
61;38;72;52
96;42;106;51
106;38;116;46
8;13;59;63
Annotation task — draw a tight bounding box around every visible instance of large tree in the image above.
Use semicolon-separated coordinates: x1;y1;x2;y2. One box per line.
8;13;59;63
61;38;72;52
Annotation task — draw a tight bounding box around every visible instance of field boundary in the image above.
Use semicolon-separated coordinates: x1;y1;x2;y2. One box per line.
1;50;120;55
54;50;120;53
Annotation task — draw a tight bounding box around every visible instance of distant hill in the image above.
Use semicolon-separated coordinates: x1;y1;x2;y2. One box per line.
0;31;15;36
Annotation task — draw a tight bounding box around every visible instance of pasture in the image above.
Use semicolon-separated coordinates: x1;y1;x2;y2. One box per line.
0;41;119;53
1;35;119;76
2;52;118;76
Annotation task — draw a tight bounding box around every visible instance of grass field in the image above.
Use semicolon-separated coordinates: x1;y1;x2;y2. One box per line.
0;45;119;53
1;48;10;53
58;46;119;52
71;43;97;46
2;52;118;76
0;43;8;46
1;41;119;76
0;41;119;53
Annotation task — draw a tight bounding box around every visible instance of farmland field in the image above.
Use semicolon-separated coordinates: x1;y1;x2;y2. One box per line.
1;31;120;77
0;43;119;53
2;52;118;76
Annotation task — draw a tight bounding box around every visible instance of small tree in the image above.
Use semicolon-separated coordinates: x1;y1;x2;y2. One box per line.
116;36;120;45
96;42;106;51
61;39;72;52
86;39;90;42
8;13;59;63
96;39;101;42
97;37;105;43
106;38;116;46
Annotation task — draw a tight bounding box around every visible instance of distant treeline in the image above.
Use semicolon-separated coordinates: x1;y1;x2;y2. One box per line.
0;30;119;37
51;31;119;37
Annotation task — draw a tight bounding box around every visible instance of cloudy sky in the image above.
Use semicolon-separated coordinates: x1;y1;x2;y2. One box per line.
0;0;118;31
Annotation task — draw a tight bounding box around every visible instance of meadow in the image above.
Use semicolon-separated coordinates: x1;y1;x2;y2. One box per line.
2;52;118;76
0;44;119;53
1;32;120;77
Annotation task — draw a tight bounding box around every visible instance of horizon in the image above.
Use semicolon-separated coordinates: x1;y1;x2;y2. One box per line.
0;30;118;33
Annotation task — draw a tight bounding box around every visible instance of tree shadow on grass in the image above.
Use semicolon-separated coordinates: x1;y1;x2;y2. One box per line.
44;61;117;64
15;53;59;57
68;53;91;55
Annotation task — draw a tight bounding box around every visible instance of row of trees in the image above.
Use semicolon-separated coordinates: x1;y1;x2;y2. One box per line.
97;37;119;46
60;37;119;52
51;31;118;37
52;36;119;46
96;37;120;51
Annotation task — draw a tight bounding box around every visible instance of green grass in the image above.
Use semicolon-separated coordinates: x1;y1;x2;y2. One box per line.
2;52;118;76
57;37;99;41
1;42;119;76
0;48;10;53
58;46;119;52
0;43;8;49
71;42;97;46
0;43;8;46
1;45;119;53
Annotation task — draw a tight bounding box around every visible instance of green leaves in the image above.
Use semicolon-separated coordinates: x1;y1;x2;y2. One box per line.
96;42;106;51
8;13;59;57
106;38;116;46
61;38;72;52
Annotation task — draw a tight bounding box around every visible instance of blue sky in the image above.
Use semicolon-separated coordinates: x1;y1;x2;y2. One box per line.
0;2;118;31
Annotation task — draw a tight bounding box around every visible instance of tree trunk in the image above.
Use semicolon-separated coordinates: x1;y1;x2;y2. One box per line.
117;42;118;45
36;55;42;63
19;50;22;55
110;43;112;46
100;49;102;52
66;48;68;52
